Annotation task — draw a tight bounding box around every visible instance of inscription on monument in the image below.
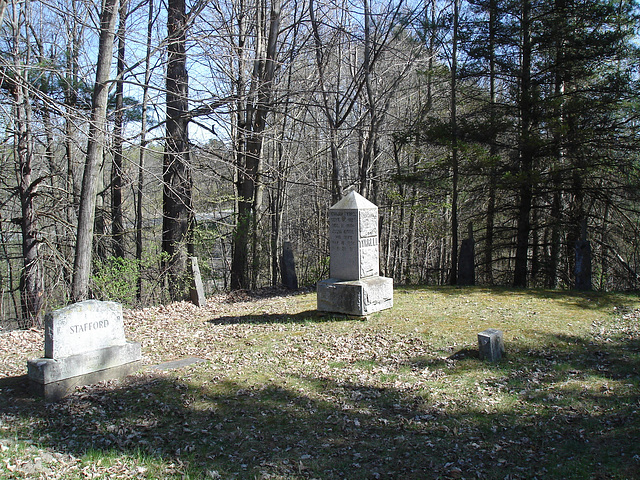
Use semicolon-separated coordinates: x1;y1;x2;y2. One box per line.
330;210;358;255
359;209;378;238
360;245;379;278
70;320;110;334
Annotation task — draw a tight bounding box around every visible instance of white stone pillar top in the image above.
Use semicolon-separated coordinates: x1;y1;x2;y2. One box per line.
329;191;379;280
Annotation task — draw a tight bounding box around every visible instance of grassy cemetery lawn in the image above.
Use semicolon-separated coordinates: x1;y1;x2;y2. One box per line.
1;286;639;479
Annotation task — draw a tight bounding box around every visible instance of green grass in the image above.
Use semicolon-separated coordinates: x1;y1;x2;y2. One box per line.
1;286;640;479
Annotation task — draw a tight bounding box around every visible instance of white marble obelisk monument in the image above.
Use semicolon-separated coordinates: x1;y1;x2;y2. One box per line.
317;191;393;316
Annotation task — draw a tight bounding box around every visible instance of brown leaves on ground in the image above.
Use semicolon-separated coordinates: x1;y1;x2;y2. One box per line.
0;328;43;378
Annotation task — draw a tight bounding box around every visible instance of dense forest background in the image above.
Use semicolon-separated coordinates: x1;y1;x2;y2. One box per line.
0;0;639;326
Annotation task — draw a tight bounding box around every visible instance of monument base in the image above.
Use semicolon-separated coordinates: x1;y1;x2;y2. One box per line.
317;276;393;316
28;342;142;401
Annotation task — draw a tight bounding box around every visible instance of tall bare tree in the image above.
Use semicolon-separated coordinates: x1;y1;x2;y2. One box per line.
230;0;282;290
163;0;193;299
136;0;155;301
111;0;129;259
71;0;120;301
4;0;44;325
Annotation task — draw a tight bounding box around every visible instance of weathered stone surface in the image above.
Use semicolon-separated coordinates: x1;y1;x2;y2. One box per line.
28;342;141;384
280;241;298;290
44;300;126;359
317;277;393;316
189;257;207;307
478;328;505;363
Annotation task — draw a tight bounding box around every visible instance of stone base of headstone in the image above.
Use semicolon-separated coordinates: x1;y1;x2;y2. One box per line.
317;276;393;316
28;342;142;402
28;359;142;402
478;328;505;363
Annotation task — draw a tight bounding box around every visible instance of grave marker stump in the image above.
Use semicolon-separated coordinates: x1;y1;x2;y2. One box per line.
478;328;505;363
189;256;207;307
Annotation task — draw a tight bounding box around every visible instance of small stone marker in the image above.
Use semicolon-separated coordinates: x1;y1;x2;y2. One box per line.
478;328;505;363
27;300;142;401
575;220;592;291
280;241;298;290
150;357;207;371
317;191;393;316
189;256;207;307
457;222;475;286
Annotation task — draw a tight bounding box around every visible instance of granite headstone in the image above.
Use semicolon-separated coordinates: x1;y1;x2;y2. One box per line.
458;223;475;286
27;300;142;401
280;241;298;290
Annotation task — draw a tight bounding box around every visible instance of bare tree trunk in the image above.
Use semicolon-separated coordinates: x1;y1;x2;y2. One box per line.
309;0;344;203
59;0;84;292
136;0;154;302
547;0;566;288
72;0;119;302
599;202;609;290
111;0;128;259
405;183;417;283
449;0;459;285
548;175;562;287
358;0;374;199
12;38;44;326
163;0;193;300
531;202;540;284
269;13;300;286
231;0;282;290
513;0;533;288
0;0;8;26
484;0;497;285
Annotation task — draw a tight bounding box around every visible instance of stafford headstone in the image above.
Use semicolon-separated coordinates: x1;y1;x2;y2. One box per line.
317;191;393;316
189;257;207;307
458;222;475;286
280;241;298;290
575;220;592;291
27;300;142;401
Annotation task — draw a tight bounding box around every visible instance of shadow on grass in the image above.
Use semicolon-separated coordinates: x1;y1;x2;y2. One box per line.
397;285;638;311
1;329;640;478
208;309;360;325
